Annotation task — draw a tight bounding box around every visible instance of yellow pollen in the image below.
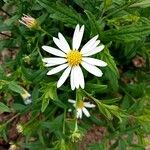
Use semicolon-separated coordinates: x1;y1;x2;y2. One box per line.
77;100;84;109
67;50;82;66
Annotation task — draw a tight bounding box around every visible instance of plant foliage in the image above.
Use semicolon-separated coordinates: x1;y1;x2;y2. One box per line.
0;0;150;149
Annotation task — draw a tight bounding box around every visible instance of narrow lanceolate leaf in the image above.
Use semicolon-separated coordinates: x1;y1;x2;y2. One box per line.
86;83;107;93
8;81;24;94
85;10;104;36
104;24;150;42
0;102;11;114
100;48;119;91
41;98;50;112
101;48;119;78
130;0;150;8
37;0;84;26
41;83;58;112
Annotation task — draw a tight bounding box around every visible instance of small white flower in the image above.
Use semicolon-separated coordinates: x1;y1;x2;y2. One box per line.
42;24;107;90
68;99;95;119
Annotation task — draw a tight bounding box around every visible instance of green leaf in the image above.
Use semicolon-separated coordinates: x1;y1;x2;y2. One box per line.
0;102;11;114
101;48;119;77
85;10;104;36
100;48;119;91
41;82;58;112
104;24;150;42
12;103;26;112
86;83;107;93
43;83;58;100
104;0;112;9
96;100;124;121
130;0;150;8
37;0;84;27
118;139;127;150
8;81;24;94
101;97;122;104
21;67;46;83
52;100;67;109
138;115;150;122
42;115;63;132
0;24;11;32
41;98;50;112
0;39;14;51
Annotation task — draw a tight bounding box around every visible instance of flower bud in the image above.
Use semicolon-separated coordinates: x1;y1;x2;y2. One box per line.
16;124;23;133
19;14;38;29
20;89;32;105
70;130;83;142
9;144;19;150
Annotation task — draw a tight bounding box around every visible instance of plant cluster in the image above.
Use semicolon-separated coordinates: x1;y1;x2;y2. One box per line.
0;0;150;149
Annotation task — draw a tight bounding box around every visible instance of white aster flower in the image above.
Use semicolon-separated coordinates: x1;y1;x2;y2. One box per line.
68;99;95;119
42;24;107;90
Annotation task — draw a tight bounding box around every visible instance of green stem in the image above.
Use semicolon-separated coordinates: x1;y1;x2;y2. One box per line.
24;113;39;126
37;47;43;60
39;27;53;37
35;38;43;60
74;118;78;132
81;89;98;103
63;109;66;134
6;113;20;124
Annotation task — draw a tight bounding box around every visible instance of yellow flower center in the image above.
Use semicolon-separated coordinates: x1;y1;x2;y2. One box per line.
67;50;82;66
77;100;84;108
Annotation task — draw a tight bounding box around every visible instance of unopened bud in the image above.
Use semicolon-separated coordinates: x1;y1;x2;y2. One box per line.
16;124;23;133
9;144;19;150
20;89;32;105
19;14;38;29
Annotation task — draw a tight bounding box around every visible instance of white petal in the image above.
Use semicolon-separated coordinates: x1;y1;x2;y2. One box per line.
81;35;98;54
81;40;100;55
73;66;80;89
90;40;100;51
72;24;84;50
19;20;27;26
53;37;70;53
68;99;76;104
70;67;75;90
82;57;107;67
82;107;90;117
81;62;103;77
47;64;68;75
58;33;70;53
45;63;60;67
75;66;85;89
42;58;67;64
84;102;96;108
57;66;71;88
42;46;66;57
83;45;105;56
77;108;82;119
